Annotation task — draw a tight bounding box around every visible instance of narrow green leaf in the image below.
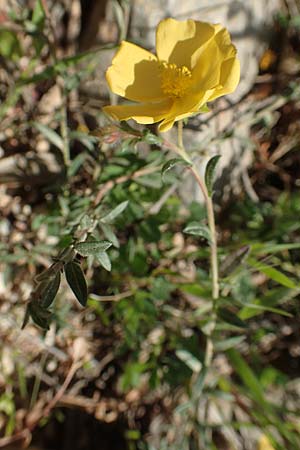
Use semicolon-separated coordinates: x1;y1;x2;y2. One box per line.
97;252;111;271
75;241;112;257
198;103;210;113
137;173;162;188
220;245;251;277
214;335;246;351
64;262;88;306
32;0;45;28
33;122;64;151
80;214;94;231
18;66;56;86
239;287;298;320
251;242;300;254
161;158;191;180
183;222;211;241
218;307;247;328
0;29;22;60
68;153;87;177
70;130;98;151
176;350;202;373
204;155;221;196
40;271;61;308
143;130;163;146
240;303;292;319
100;201;129;224
227;349;269;408
250;262;297;288
99;223;119;248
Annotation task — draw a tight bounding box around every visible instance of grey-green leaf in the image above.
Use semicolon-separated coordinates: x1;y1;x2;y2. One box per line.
100;223;119;248
249;261;297;289
80;214;94;231
101;201;129;224
97;252;112;271
176;350;202;373
33;122;64;151
143;130;163;146
220;245;251;278
183;222;211;241
32;0;45;28
161;158;191;180
205;155;221;197
40;271;61;308
75;241;112;257
218;307;247;329
64;261;88;306
214;335;246;351
227;349;268;407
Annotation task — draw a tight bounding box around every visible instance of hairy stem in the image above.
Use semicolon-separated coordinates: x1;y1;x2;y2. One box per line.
190;164;219;367
177;119;184;149
177;121;219;368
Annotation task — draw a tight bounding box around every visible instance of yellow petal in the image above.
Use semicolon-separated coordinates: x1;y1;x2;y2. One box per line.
158;90;214;132
191;39;222;92
191;25;238;93
156;18;215;69
103;99;172;125
208;57;240;101
258;435;276;450
214;26;237;60
106;41;165;102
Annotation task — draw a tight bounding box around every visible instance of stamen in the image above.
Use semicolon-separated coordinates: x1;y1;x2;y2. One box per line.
159;62;192;98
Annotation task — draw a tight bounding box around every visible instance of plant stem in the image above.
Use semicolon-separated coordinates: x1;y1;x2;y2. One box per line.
190;164;219;367
177;119;184;149
177;121;219;368
60;94;70;168
206;195;219;302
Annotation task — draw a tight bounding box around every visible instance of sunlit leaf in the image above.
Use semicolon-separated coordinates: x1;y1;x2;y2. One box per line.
183;222;211;241
101;201;129;224
176;350;202;373
0;29;22;61
75;241;112;257
32;0;45;28
96;252;111;271
250;262;297;288
99;223;119;248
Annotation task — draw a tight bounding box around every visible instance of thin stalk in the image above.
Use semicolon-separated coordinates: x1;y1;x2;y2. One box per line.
190;164;219;367
206;195;219;301
177;119;184;149
60;94;70;168
41;0;70;167
177;121;219;368
29;352;47;409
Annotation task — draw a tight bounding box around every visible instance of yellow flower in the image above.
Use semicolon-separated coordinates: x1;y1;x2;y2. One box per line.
258;434;276;450
103;18;240;132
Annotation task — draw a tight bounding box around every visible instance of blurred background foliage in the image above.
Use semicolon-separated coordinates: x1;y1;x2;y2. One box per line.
0;1;300;449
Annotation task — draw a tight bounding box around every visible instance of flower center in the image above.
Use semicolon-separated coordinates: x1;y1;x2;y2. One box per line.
159;62;192;98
